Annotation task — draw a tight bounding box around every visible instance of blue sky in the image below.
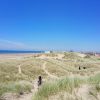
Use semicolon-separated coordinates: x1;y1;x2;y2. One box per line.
0;0;100;51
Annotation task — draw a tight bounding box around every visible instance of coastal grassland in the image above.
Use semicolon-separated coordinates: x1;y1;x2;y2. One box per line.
63;52;82;60
32;53;100;100
33;73;100;100
0;59;19;82
0;52;100;99
45;56;100;78
33;77;84;100
88;73;100;84
0;57;46;97
0;81;32;96
46;62;68;77
88;73;100;100
0;58;46;82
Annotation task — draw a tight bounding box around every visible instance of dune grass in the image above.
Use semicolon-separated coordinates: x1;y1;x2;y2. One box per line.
33;77;83;100
33;73;100;100
0;57;46;98
0;52;100;99
88;74;100;100
46;62;68;77
0;58;46;82
88;73;100;84
0;81;32;96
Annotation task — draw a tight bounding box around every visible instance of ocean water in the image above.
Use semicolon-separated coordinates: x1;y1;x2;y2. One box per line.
0;50;44;54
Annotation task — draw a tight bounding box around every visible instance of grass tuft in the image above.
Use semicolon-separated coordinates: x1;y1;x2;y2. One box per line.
33;77;83;100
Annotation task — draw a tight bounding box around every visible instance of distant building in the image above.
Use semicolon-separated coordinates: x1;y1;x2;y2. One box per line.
44;51;53;53
44;51;51;54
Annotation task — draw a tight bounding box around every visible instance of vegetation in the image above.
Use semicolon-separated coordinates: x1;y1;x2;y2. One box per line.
33;77;83;100
0;52;100;100
0;81;32;96
0;57;46;98
33;73;100;100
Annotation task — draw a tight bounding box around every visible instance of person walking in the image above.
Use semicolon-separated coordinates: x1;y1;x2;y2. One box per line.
38;76;42;87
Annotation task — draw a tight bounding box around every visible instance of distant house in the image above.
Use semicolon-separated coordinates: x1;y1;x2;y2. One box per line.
45;51;53;54
44;51;51;54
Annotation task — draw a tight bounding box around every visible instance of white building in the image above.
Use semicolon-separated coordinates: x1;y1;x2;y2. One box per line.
44;51;51;54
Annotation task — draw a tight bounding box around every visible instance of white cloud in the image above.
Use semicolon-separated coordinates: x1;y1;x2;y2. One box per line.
0;39;33;50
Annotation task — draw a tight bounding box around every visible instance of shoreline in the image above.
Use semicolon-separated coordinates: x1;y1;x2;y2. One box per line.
0;53;42;59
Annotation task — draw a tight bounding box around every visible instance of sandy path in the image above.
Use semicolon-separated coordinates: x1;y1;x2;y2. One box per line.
76;85;98;100
17;79;38;100
16;61;59;100
43;62;59;79
2;79;38;100
76;85;89;100
17;92;33;100
17;62;59;100
15;62;38;100
2;62;39;100
17;65;22;74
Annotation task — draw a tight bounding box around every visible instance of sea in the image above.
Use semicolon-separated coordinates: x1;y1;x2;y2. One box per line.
0;50;45;54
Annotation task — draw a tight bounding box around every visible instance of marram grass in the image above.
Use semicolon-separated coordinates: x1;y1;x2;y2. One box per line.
0;81;32;96
32;77;83;100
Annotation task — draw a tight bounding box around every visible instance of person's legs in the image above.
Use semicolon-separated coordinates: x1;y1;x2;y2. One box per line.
38;76;42;87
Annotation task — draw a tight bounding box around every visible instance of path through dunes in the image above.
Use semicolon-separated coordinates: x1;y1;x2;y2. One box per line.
42;62;59;79
1;52;100;100
16;79;38;100
2;78;39;100
76;85;90;100
12;61;59;100
17;64;22;74
17;61;59;100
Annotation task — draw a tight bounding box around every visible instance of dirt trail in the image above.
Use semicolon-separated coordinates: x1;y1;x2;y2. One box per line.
76;85;89;100
16;61;59;100
75;85;97;100
43;62;59;79
17;79;38;100
17;92;33;100
17;62;59;100
2;79;38;100
17;64;22;74
2;62;39;100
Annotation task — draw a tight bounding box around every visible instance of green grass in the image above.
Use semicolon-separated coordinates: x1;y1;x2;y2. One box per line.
89;82;100;99
33;77;83;100
63;52;81;60
46;62;68;77
33;73;100;100
0;52;100;99
88;73;100;84
0;58;46;82
0;81;32;96
0;57;46;97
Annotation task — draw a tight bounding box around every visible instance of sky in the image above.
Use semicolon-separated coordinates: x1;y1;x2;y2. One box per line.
0;0;100;51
